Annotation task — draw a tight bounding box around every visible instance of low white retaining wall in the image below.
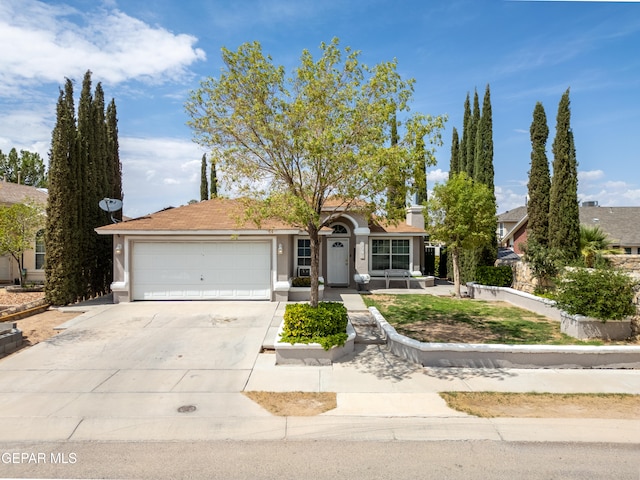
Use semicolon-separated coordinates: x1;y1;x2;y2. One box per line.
467;283;562;321
467;283;633;341
369;307;640;369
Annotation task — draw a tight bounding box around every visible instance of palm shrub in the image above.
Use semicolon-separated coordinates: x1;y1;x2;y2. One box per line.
554;267;637;321
579;224;621;268
281;302;348;350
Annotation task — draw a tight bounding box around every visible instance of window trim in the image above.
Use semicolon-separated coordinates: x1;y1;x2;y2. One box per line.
369;237;412;275
295;236;312;268
35;230;45;270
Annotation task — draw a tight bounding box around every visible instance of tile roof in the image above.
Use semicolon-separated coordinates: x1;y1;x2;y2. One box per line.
97;198;294;232
96;197;426;235
0;181;47;205
500;205;640;248
580;206;640;246
497;205;527;223
369;219;426;234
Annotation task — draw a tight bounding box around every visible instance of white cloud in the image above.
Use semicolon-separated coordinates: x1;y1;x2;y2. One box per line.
0;0;206;95
495;186;527;214
119;136;206;217
578;169;605;182
427;168;449;185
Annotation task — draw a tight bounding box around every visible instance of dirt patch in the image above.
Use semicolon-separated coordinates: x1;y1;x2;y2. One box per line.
441;392;640;419
243;391;337;416
0;288;46;306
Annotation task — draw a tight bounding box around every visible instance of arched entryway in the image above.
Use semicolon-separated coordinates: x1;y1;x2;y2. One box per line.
327;222;351;286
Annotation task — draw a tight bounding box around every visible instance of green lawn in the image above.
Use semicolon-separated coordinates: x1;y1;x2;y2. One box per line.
362;294;603;345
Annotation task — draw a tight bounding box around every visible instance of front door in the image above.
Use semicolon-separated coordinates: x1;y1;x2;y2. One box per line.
327;239;349;285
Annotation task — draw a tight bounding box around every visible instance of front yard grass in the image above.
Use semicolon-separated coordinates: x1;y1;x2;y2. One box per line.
362;294;603;345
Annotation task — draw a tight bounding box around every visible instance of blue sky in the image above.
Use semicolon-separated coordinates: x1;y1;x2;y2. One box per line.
1;0;639;217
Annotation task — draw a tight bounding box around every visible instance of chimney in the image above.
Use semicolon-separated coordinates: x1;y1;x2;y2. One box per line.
406;205;425;230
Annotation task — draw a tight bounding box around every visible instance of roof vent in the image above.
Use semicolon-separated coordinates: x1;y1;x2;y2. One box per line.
582;201;599;207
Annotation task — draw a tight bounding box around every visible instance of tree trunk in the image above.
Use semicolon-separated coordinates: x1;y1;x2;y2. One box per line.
308;224;321;308
452;247;461;297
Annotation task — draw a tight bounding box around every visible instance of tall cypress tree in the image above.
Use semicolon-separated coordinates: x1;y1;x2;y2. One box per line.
474;84;494;190
549;88;580;259
45;80;81;305
527;102;551;247
210;155;218;198
414;130;428;204
77;71;96;299
92;83;112;295
459;94;470;174
386;112;406;217
465;90;480;178
45;73;122;305
473;84;497;268
106;99;123;220
449;127;460;175
200;153;209;201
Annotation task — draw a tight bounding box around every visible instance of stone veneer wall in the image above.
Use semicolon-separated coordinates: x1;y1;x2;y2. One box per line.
603;254;640;274
509;256;640;339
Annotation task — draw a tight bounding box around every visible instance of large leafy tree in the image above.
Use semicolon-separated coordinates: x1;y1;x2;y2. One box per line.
0;148;47;187
527;101;551;247
186;38;445;306
0;202;45;286
429;172;496;297
549;88;580;260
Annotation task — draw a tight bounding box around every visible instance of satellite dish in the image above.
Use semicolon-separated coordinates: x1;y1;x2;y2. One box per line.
99;198;123;223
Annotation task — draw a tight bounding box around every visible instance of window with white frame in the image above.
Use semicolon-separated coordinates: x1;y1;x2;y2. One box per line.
296;238;311;266
35;230;45;270
371;239;410;270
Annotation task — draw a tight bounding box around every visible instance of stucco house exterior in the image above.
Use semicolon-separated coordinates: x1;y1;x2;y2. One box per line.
96;198;427;303
499;203;640;255
0;181;47;284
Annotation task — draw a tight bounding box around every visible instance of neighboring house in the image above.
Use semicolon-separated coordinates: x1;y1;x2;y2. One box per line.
499;203;640;255
0;181;48;284
496;205;527;243
96;198;426;302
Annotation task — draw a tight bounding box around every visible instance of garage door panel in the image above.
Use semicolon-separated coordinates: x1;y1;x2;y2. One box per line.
132;241;271;300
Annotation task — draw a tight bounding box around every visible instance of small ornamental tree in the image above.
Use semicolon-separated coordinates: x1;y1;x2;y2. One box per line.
428;172;496;297
0;202;45;285
186;38;445;307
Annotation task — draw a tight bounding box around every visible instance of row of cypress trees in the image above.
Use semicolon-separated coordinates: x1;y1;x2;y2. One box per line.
45;71;122;305
527;88;580;259
448;84;497;281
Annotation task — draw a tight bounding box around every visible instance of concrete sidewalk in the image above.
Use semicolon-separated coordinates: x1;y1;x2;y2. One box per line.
247;288;640;443
0;291;638;444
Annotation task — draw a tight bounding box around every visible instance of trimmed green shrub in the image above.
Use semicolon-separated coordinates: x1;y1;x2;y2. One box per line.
554;268;637;321
475;265;513;287
291;277;311;287
281;302;348;350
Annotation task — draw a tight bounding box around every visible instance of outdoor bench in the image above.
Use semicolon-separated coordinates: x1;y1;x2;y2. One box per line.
384;269;411;289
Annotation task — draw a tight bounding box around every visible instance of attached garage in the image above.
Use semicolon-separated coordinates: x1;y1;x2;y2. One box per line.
131;241;272;300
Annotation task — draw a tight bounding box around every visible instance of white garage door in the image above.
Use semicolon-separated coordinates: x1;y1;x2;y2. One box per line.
132;241;272;300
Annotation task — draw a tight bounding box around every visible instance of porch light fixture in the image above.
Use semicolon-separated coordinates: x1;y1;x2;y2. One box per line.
115;243;123;255
277;243;283;255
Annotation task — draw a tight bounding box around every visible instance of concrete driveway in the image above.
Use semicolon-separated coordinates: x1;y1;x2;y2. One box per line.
0;301;284;441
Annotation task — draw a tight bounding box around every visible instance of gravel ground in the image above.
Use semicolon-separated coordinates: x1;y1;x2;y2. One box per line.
0;287;45;306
